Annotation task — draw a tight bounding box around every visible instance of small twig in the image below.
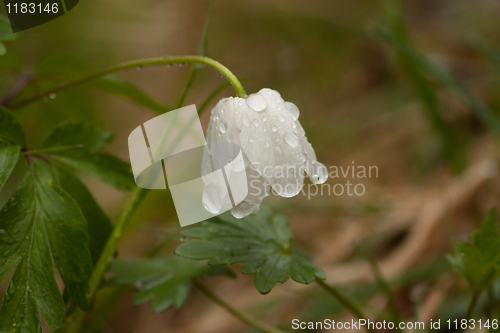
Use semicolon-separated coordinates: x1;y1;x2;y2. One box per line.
193;280;288;333
0;73;36;107
315;278;376;333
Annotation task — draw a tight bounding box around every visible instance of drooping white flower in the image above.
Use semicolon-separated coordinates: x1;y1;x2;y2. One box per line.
203;88;328;218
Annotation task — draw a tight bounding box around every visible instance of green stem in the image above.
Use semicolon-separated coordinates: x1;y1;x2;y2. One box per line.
465;291;480;320
10;55;247;109
355;245;402;324
315;278;376;333
193;280;288;333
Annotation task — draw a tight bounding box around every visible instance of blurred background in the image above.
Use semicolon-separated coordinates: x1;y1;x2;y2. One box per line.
2;0;500;332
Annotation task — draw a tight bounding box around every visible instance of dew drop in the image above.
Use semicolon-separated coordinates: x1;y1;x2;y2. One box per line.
249;136;255;143
219;120;227;133
265;141;270;148
310;161;328;184
284;133;299;148
253;119;259;127
49;93;56;99
246;94;267;112
278;115;285;122
263;116;267;122
285;102;300;121
271;125;278;132
202;184;222;214
8;283;16;294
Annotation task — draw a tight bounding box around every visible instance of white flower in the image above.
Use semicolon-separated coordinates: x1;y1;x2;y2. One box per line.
203;88;328;218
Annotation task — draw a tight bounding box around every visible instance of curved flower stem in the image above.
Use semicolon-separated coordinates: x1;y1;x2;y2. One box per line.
315;278;377;333
9;55;248;109
63;56;246;333
193;280;288;333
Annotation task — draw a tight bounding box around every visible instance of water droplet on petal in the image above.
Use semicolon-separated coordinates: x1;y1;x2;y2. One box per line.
310;161;328;184
278;115;285;122
285;102;300;121
220;120;227;133
253;119;259;127
265;141;270;148
284;133;299;148
246;94;267;112
249;136;255;143
263;116;267;122
271;125;278;132
202;184;223;214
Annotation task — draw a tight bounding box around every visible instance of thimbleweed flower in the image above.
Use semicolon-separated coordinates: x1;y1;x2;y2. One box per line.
203;88;328;218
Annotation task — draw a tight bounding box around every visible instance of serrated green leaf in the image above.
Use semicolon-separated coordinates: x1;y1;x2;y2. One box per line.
110;256;230;312
42;122;135;191
447;209;500;291
53;152;134;191
0;159;92;332
175;207;325;294
0;106;26;148
56;167;112;263
472;208;500;263
0;144;20;191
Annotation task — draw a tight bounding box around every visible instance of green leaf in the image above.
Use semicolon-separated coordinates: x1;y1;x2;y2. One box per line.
0;106;26;148
0;144;20;191
0;15;17;56
42;122;135;191
0;159;92;332
42;122;113;153
56;167;112;263
93;75;172;114
447;209;500;291
0;15;17;43
110;256;230;312
472;209;500;263
175;207;325;294
35;53;93;79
